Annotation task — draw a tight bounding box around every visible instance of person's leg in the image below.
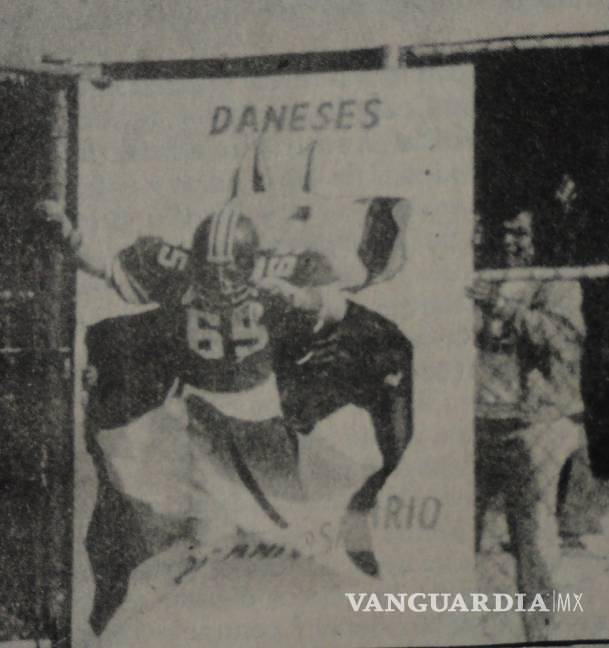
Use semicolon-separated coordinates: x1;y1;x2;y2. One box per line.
348;375;412;513
336;376;412;577
531;418;581;532
86;397;198;635
474;420;505;553
185;394;304;541
559;443;606;543
86;479;150;636
275;303;414;576
504;428;556;642
556;451;576;525
339;320;414;577
83;310;184;634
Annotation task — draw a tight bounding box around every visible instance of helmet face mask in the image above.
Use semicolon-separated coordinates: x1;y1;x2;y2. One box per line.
217;262;253;302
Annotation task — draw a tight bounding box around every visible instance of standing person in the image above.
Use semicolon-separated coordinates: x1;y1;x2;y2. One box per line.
473;209;585;641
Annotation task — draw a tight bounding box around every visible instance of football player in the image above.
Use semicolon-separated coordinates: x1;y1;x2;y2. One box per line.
39;195;413;626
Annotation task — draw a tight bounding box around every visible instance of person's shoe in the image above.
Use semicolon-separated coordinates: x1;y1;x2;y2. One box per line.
347;550;380;577
341;510;380;578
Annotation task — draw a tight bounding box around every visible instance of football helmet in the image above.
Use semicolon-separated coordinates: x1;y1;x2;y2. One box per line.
189;204;260;305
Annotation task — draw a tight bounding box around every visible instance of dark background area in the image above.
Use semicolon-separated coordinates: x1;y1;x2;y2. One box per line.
476;47;609;267
0;77;76;644
0;79;53;642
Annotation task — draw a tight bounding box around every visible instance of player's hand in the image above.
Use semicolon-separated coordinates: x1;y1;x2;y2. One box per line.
256;277;322;313
82;365;98;390
35;200;82;251
36;200;72;237
466;279;494;305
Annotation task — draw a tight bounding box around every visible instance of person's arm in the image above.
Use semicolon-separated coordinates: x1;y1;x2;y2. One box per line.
514;282;584;361
37;199;188;306
256;276;347;332
37;200;108;280
491;279;584;359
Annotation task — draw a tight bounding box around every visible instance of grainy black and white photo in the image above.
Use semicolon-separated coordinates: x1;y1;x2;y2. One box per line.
2;2;609;647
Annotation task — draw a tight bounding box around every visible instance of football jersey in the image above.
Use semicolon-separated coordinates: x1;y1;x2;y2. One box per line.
107;236;272;392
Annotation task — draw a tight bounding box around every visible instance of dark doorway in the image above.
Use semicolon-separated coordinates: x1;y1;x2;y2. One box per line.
476;46;609;266
475;46;609;478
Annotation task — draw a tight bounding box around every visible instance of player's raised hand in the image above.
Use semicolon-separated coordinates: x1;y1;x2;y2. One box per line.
35;199;82;251
36;199;73;239
256;276;322;313
466;278;494;304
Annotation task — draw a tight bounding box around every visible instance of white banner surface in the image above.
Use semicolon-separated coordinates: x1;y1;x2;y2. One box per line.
74;65;477;647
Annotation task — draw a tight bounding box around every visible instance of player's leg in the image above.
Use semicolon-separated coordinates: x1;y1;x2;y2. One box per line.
284;301;414;514
348;368;412;513
344;309;413;576
83;309;186;632
86;386;200;633
184;393;303;539
274;302;412;575
274;302;413;576
340;377;411;577
85;462;147;635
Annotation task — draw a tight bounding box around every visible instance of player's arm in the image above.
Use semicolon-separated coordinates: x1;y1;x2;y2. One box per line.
37;199;189;305
37;199;107;280
256;276;348;332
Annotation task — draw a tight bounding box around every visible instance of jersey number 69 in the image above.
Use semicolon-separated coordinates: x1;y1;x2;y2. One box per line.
186;301;269;361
